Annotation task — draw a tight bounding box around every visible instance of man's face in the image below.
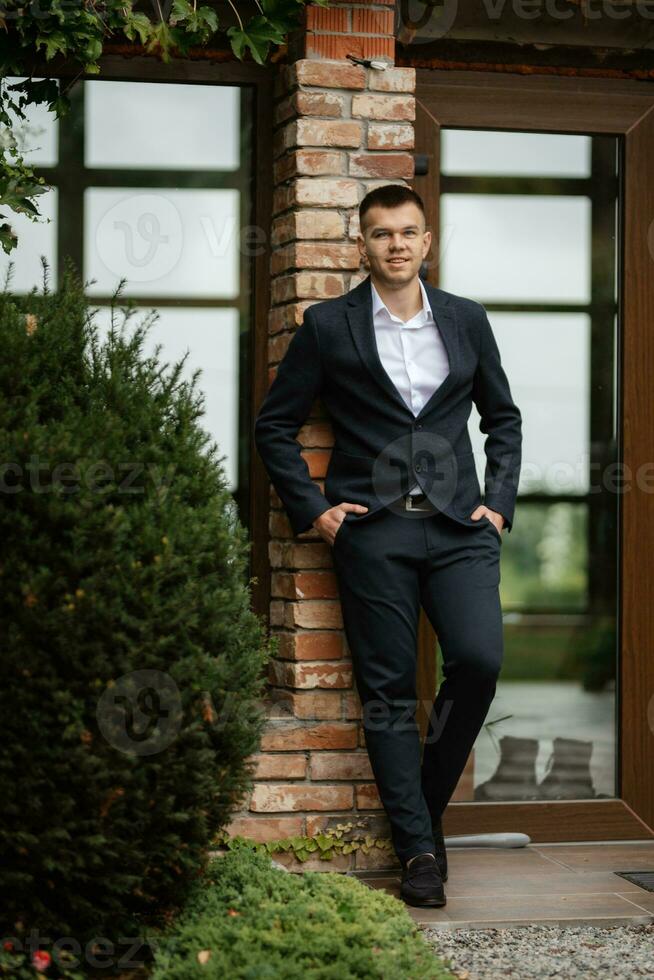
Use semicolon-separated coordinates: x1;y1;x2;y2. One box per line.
357;202;431;286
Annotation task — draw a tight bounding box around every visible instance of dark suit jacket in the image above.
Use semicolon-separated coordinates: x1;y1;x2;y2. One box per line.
254;274;522;537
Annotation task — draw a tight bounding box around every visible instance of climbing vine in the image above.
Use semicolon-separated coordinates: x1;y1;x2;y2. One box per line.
213;821;396;864
0;0;330;254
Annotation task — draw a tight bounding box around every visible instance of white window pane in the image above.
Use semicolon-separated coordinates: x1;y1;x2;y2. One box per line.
468;312;590;495
0;189;58;292
442;130;591;178
440;194;591;304
93;307;240;489
84;188;240;298
85;81;240;170
2;76;58;167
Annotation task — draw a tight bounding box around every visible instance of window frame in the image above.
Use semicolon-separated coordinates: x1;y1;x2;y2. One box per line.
24;52;275;624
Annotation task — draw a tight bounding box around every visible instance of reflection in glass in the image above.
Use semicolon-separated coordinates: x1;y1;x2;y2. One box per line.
84;188;240;298
440;193;591;304
439;129;619;803
494;502;588;613
85;81;240;170
93;307;240;490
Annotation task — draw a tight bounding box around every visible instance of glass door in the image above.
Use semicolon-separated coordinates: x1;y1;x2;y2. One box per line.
411;68;654;839
436;128;619;807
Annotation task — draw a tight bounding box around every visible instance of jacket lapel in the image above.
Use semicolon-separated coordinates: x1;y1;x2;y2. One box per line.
345;275;459;420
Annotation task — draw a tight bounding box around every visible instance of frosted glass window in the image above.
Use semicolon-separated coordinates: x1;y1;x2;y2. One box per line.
440;194;591;304
2;76;58;167
442;131;591;177
85;81;239;170
93;307;240;489
84;188;240;298
0;189;58;292
469;313;590;495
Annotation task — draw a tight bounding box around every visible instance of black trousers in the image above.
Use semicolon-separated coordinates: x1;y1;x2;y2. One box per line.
331;504;504;866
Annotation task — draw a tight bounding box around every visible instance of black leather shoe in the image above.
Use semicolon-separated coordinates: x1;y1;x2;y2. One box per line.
431;815;448;882
399;853;446;908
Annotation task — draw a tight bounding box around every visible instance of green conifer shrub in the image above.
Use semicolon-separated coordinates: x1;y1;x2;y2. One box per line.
0;258;273;953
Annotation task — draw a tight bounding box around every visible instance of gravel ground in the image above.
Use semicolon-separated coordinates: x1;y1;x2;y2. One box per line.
420;923;654;979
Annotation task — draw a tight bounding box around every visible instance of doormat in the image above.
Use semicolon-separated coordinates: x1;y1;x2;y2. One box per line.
613;871;654;892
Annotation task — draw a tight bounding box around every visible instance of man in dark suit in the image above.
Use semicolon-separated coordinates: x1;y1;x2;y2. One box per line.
255;184;522;907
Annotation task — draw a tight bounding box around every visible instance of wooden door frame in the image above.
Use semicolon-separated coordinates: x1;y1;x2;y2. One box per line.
414;68;654;842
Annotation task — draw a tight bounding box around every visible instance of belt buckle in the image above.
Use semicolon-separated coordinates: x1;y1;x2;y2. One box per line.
405;493;426;511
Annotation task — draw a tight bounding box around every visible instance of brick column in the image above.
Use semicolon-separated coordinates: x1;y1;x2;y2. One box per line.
224;3;418;872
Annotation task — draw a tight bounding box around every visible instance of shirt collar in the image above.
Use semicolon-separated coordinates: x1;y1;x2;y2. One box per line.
370;276;434;326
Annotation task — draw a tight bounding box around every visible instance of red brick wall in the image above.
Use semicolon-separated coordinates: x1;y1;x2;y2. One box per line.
225;4;418;871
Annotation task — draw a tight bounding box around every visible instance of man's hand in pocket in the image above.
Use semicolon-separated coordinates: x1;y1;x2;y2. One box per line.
313;503;369;546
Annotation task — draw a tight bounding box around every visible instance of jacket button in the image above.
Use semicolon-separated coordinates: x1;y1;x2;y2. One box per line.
415;423;423;430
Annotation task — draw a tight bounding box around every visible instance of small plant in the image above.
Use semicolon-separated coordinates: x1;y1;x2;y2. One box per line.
213;820;397;864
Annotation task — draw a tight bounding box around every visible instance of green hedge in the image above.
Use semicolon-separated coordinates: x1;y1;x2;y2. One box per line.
0;258;273;952
149;848;455;979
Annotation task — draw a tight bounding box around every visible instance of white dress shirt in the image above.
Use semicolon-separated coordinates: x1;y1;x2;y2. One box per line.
371;278;450;495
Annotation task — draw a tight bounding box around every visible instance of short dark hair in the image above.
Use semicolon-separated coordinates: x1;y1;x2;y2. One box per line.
359;185;426;234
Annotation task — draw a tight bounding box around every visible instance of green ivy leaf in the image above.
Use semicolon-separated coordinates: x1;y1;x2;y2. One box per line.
0;176;50;211
171;0;192;19
227;15;287;66
0;222;19;255
84;37;103;63
122;12;153;45
145;20;176;62
35;31;69;61
197;7;219;33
